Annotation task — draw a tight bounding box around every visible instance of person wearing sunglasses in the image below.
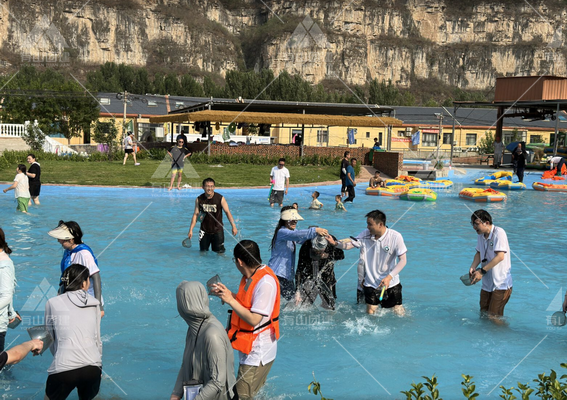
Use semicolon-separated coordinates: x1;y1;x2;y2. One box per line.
268;207;328;300
467;209;512;320
48;221;104;318
269;158;289;208
167;138;192;190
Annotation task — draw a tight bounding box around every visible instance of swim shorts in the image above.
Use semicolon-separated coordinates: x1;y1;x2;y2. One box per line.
363;283;403;308
125;149;133;154
270;190;284;205
171;167;183;174
16;197;29;212
199;230;225;253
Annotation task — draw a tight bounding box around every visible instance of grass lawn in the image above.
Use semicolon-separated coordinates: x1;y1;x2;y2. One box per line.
0;160;342;187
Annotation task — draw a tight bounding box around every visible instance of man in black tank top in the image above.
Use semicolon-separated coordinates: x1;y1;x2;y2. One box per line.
188;178;238;253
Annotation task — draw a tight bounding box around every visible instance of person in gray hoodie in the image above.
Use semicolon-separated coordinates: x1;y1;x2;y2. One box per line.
170;281;236;400
44;264;102;400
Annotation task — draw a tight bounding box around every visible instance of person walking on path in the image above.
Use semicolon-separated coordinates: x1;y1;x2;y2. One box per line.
123;131;140;166
167;138;191;190
188;178;238;253
3;164;30;213
329;210;408;316
170;281;236;400
268;207;328;300
340;151;350;198
211;240;280;400
269;158;290;207
344;158;357;203
26;154;41;205
467;209;513;321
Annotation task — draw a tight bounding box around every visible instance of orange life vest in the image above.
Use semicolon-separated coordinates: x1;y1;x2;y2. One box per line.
227;266;281;354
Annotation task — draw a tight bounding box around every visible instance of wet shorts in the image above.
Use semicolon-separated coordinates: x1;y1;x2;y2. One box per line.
16;197;29;213
171;167;183;174
363;283;403;308
125;149;134;154
270;190;284;205
199;230;225;253
45;365;101;400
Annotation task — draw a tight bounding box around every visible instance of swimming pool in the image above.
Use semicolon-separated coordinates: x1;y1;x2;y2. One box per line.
1;168;566;399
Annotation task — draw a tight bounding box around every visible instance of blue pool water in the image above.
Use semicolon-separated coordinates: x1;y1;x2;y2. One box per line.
1;168;567;399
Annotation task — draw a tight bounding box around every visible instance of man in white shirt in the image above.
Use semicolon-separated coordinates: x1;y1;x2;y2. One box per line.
493;136;504;168
550;156;565;176
329;210;408;315
468;209;513;320
269;158;290;207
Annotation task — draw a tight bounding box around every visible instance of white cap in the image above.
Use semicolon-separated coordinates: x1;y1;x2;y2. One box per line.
47;224;74;240
280;209;304;221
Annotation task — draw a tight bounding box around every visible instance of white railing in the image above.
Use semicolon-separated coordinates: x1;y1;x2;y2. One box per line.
21;121;78;155
0;123;26;137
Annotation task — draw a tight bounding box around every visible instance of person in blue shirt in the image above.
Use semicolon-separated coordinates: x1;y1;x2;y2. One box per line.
344;158;357;203
268;207;328;300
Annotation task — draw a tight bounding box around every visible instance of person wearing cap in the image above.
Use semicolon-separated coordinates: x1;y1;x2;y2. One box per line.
328;210;407;316
48;221;104;317
123;131;140;166
268;206;328;300
295;234;344;310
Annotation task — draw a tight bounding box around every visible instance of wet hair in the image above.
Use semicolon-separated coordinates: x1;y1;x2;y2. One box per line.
202;177;215;187
344;151;350;158
27;154;36;160
59;220;84;244
313;191;320;198
61;264;90;292
471;209;492;225
292;202;298;209
270;206;295;250
234;240;262;268
0;227;12;255
335;195;341;201
17;164;26;174
365;210;386;225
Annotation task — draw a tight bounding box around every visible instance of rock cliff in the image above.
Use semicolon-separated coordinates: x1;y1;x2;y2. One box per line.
0;0;565;90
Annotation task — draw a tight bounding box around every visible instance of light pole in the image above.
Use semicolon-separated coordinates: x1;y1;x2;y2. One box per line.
434;113;444;168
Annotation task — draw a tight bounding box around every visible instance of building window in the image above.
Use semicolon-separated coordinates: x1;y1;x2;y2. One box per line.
466;134;477;146
317;130;328;144
530;135;543;143
147;100;158;107
443;133;452;144
175;102;185;109
422;133;437;147
397;130;405;137
99;98;110;105
379;132;382;145
366;132;370;138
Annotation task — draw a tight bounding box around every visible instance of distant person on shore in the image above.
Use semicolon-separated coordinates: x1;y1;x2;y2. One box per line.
493;136;504;168
373;138;381;150
167;138;191;190
550;156;566;176
269;158;290;208
123;131;140;166
3;164;30;213
344;158;357;203
369;171;385;188
26;154;41;205
188;178;238;253
335;195;346;212
340;151;350;198
170;281;236;400
309;191;323;210
512;142;527;183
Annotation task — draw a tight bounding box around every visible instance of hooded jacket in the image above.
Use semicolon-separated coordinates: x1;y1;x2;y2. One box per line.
45;290;102;374
172;281;236;400
0;252;15;333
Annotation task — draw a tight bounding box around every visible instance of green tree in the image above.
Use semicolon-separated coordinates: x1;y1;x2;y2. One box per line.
92;121;119;160
21;122;46;152
478;131;494;155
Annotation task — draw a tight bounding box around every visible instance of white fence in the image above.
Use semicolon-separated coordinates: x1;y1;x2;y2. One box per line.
0;123;26;137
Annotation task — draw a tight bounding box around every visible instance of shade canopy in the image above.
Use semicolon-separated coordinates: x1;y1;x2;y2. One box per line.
149;110;402;127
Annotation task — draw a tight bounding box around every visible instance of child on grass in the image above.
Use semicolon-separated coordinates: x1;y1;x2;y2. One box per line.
335;194;346;212
3;164;30;213
309;191;323;210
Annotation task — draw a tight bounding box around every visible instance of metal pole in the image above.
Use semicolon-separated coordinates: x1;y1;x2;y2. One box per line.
554;102;560;157
122;90;128;139
451;106;456;166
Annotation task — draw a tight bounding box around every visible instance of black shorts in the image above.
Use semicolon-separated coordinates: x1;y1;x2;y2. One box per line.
45;365;101;400
363;283;403;308
199;230;225;253
29;182;41;197
125;149;134;154
270;190;284;205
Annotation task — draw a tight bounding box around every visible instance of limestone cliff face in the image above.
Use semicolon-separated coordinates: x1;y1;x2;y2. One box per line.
0;0;565;90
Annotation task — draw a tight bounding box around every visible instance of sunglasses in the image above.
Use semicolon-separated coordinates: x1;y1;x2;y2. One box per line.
287;220;298;224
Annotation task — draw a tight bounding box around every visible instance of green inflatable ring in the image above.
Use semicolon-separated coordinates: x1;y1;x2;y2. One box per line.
228;122;237;133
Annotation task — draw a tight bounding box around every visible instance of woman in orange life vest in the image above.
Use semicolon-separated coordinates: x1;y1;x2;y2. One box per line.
211;240;280;400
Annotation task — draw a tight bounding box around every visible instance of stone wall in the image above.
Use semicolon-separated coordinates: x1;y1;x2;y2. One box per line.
373;151;404;178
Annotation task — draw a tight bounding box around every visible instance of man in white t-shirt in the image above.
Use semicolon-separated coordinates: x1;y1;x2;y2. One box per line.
211;240;280;400
468;209;512;319
550;156;565;176
3;164;30;213
122;131;140;166
493;136;504;168
329;210;408;316
269;158;290;207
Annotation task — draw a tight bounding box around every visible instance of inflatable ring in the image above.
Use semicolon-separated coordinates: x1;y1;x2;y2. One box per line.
228;122;237;133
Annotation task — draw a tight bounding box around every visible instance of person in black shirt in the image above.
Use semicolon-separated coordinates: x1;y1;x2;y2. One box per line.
512;142;527;183
340;151;350;198
26;154;41;205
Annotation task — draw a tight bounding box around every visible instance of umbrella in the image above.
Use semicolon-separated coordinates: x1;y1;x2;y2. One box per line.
506;141;520;152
